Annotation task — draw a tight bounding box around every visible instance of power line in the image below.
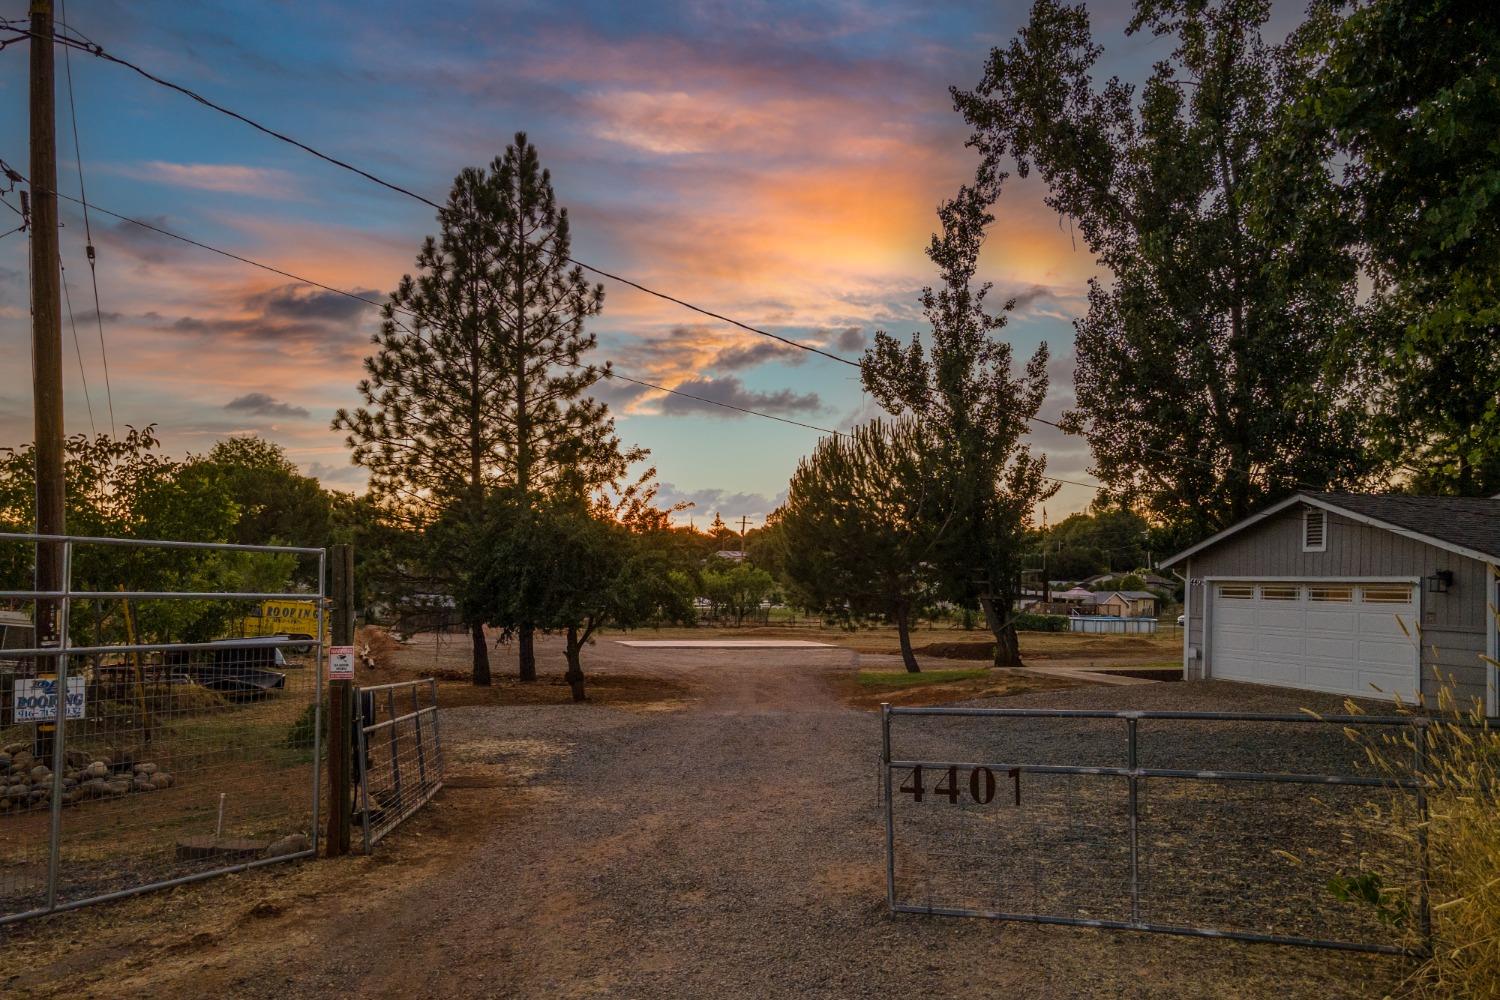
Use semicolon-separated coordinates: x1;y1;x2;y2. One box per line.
6;23;861;369
59;255;97;434
0;159;863;442
57;0;115;435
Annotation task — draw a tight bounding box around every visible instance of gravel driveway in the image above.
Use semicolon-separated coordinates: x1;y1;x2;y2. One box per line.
119;643;1410;998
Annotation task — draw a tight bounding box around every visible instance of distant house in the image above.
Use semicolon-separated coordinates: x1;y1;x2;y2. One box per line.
1092;591;1159;618
711;550;747;563
1160;491;1500;713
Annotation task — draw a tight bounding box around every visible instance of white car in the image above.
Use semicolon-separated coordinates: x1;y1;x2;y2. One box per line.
1176;614;1185;627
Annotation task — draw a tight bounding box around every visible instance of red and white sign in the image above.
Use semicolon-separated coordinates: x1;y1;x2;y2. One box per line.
327;645;356;680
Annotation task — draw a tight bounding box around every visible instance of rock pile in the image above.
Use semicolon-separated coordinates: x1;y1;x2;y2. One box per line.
0;743;176;812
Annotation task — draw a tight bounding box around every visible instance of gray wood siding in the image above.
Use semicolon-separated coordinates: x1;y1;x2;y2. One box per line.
1181;502;1496;704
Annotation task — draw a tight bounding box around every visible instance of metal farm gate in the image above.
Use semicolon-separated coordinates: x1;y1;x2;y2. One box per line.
0;532;324;924
356;678;443;853
880;705;1435;955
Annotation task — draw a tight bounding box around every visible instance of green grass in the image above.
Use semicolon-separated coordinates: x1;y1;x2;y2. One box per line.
856;668;988;689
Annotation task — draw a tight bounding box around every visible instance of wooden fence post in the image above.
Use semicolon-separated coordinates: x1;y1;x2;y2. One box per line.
326;543;355;856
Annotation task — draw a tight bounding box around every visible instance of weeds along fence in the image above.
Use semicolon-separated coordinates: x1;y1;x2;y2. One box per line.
0;532;324;925
356;678;443;853
880;705;1447;956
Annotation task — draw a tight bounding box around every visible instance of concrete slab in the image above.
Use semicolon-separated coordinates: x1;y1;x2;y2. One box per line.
614;640;834;649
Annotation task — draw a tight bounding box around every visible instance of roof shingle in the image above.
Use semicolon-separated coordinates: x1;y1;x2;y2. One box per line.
1308;493;1500;560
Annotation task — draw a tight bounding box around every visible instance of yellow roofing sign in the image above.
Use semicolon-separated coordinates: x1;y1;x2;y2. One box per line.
238;598;326;641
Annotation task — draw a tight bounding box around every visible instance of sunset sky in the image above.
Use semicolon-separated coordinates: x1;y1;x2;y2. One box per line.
0;0;1250;525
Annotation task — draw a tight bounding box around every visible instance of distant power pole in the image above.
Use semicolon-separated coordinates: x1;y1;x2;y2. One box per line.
30;0;65;643
738;515;750;550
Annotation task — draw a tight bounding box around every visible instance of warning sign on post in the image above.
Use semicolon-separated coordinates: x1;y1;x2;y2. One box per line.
327;645;355;680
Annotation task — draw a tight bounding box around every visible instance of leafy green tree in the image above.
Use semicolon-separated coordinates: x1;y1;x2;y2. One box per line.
1042;507;1150;577
700;559;778;626
0;428;294;648
472;489;692;701
861;186;1055;667
778;418;940;672
952;0;1373;539
197;437;332;547
1300;0;1500;494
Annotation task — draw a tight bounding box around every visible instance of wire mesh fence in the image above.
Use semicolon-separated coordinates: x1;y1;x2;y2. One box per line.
0;532;324;924
356;678;442;853
881;706;1430;955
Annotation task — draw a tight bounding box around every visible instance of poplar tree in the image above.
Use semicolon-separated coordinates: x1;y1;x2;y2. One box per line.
861;187;1055;667
951;0;1372;541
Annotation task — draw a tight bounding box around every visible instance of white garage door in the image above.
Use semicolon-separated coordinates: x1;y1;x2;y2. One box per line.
1209;581;1420;702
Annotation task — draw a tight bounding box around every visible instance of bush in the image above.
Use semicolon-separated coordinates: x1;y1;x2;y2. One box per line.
1012;612;1068;632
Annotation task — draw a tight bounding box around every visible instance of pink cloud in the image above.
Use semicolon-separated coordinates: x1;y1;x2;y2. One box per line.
110;161;303;199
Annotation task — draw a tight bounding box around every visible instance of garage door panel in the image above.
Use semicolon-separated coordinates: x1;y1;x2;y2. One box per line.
1358;637;1418;668
1216;604;1257;626
1303;636;1357;660
1257;633;1304;657
1210;582;1418;702
1305;609;1358;632
1216;626;1259;653
1256;607;1305;630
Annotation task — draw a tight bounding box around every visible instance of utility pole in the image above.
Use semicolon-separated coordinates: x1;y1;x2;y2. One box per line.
30;0;65;641
737;515;750;551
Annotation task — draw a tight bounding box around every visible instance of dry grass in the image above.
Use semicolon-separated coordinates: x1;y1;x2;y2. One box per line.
1337;680;1500;998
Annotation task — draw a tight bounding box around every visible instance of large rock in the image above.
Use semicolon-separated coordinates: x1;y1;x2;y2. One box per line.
5;784;27;799
263;833;311;859
105;779;131;796
2;742;26;756
85;762;109;780
134;763;159;776
131;777;155;793
150;773;174;790
30;765;51;783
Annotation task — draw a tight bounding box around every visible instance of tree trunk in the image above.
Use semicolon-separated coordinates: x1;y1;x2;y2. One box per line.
469;621;492;686
518;624;536;682
978;595;1023;668
894;600;920;674
564;624;586;702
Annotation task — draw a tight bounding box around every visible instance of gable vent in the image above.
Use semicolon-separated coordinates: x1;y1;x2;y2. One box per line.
1303;507;1327;552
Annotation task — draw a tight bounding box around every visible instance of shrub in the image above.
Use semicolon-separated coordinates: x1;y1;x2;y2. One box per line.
1012;612;1068;632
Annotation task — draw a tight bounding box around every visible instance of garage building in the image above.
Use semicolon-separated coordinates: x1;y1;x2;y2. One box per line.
1160;492;1499;715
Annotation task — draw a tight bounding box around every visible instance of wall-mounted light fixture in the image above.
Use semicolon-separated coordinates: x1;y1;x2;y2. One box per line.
1425;570;1454;594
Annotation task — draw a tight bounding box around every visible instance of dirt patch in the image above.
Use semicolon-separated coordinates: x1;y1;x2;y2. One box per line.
835;669;1080;711
0;760;525;999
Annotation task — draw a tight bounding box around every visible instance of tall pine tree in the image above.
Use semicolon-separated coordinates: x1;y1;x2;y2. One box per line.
336;134;634;684
490;133;641;680
334;166;508;685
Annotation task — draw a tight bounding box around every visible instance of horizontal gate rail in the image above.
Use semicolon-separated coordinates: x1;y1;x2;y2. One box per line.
0;532;325;926
880;703;1463;956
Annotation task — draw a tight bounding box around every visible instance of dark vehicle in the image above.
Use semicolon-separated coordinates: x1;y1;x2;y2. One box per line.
164;638;288;699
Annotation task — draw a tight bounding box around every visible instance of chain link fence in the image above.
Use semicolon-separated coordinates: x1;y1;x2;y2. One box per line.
880;705;1432;955
0;532;324;924
356;678;442;853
